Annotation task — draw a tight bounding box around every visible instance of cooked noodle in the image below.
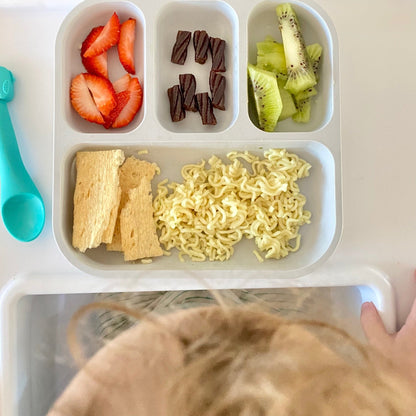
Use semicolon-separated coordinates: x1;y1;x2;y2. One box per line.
153;149;311;262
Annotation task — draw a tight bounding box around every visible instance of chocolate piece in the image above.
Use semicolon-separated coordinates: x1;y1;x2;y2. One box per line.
196;92;217;125
209;37;226;72
179;73;198;112
209;71;226;110
171;30;191;65
167;85;185;122
193;30;210;64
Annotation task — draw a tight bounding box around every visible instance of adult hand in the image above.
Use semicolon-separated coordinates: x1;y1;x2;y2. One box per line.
361;297;416;384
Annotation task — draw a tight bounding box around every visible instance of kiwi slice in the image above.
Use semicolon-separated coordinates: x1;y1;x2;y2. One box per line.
256;41;287;78
256;55;287;78
292;98;311;123
257;40;284;55
294;86;317;101
306;43;323;80
276;3;316;95
292;44;322;100
247;63;282;132
277;79;297;120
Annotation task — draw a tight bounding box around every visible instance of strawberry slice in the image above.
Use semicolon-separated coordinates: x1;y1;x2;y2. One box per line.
112;73;131;93
83;12;120;58
83;73;117;116
103;90;131;129
70;73;117;123
112;77;143;128
81;26;108;78
118;18;136;74
70;73;105;125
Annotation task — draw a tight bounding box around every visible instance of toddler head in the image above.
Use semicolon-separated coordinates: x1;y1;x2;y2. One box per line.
50;303;416;416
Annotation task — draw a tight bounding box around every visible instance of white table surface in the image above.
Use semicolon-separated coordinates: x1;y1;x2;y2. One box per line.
0;0;415;326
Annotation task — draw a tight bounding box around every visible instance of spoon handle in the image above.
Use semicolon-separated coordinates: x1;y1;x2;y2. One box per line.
0;66;43;206
0;101;39;204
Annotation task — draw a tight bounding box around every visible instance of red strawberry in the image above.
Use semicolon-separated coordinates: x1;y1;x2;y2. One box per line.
70;73;105;125
83;12;120;58
118;18;136;74
81;26;108;78
112;73;131;93
112;77;143;128
70;73;117;124
103;90;131;129
82;73;117;116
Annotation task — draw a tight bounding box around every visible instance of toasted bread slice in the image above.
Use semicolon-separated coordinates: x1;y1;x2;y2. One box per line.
107;156;158;251
72;149;125;252
120;179;163;261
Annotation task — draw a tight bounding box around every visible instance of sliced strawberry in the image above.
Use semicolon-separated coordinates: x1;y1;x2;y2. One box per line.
112;77;143;128
83;51;108;78
81;26;108;78
118;18;136;74
83;12;120;58
103;90;131;129
82;73;117;116
70;73;105;125
112;73;131;93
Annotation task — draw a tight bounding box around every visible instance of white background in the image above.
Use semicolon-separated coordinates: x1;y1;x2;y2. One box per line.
0;0;415;326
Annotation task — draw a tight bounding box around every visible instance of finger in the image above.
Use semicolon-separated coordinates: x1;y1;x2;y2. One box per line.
403;296;416;328
400;270;416;328
360;301;393;350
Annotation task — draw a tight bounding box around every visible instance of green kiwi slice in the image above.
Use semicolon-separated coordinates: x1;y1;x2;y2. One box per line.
247;64;282;132
257;40;284;55
292;98;311;123
256;40;287;78
294;86;317;101
276;3;316;95
277;79;297;120
292;44;322;116
306;43;323;80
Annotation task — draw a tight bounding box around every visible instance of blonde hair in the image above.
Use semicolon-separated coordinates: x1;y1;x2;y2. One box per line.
69;302;416;416
165;305;416;416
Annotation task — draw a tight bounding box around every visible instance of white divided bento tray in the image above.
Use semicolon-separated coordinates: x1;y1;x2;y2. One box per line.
0;265;395;416
53;0;341;278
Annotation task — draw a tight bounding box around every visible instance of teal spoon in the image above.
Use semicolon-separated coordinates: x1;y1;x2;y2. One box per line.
0;66;45;242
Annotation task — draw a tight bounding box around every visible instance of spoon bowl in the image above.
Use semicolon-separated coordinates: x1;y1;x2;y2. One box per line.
2;193;45;242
